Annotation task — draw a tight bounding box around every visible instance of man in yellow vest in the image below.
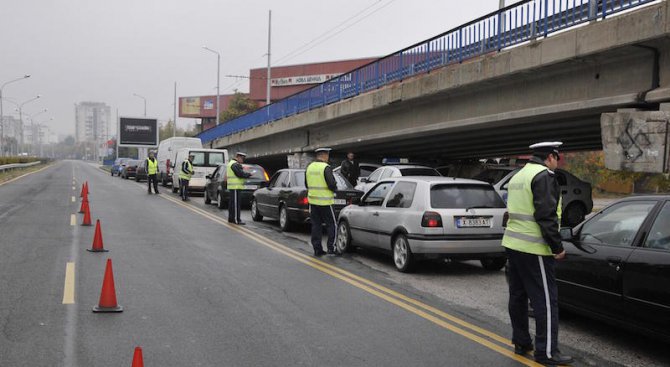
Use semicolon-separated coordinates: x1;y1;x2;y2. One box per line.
306;148;339;256
146;151;160;195
502;142;572;366
178;153;195;201
227;152;252;225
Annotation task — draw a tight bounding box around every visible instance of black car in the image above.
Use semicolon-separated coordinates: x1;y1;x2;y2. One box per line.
135;159;148;182
204;163;270;209
251;168;363;231
121;159;140;179
558;195;670;341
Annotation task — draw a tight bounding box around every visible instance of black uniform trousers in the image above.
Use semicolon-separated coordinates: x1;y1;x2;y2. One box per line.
147;174;159;193
179;179;190;200
228;190;242;223
506;248;559;360
309;204;337;254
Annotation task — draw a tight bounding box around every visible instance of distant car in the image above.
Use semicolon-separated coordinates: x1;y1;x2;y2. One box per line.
355;165;441;194
251;169;363;232
333;162;381;185
135;159;148;182
557;196;670;342
473;166;593;227
111;158;130;176
121;159;140;179
204;163;270;209
337;177;508;272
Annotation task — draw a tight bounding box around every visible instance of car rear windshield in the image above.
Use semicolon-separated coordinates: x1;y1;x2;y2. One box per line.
400;168;440;176
430;184;506;209
191;151;225;167
292;171;353;190
243;165;266;180
473;169;513;185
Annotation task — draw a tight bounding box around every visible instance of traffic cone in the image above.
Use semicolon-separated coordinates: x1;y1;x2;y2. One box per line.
92;259;123;312
131;347;144;367
87;220;109;252
79;194;89;213
79;182;86;197
81;204;92;226
84;181;89;196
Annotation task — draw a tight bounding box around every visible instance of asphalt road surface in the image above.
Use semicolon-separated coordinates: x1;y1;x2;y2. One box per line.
0;160;665;367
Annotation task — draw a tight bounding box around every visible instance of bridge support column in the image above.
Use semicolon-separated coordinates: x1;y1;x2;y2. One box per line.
287;152;314;169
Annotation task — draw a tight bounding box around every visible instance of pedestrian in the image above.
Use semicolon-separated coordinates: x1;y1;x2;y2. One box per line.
227;152;252;225
502;141;572;366
146;151;160;194
306;148;339;256
179;153;195;201
340;151;360;186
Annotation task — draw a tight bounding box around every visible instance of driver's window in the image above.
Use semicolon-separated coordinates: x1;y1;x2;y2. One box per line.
363;182;394;207
580;201;656;247
269;172;284;187
644;202;670;251
367;168;383;183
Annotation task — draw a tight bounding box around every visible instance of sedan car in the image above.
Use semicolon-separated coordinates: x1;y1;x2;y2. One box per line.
251;169;363;231
204;163;269;209
111;158;130;176
473;166;593;227
120;159;140;179
338;177;508;272
557;196;670;342
355;165;441;194
135;159;148;182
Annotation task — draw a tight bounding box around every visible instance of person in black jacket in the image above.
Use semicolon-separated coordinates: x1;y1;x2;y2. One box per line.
340;152;359;186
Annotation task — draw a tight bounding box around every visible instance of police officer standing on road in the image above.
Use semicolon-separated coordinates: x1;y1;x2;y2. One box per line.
227;152;252;225
502;142;573;366
340;151;359;186
146;151;160;195
306;148;339;256
179;153;195;201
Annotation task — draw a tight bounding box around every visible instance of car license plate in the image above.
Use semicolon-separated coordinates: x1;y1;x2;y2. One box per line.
243;185;258;190
456;217;492;228
334;199;346;205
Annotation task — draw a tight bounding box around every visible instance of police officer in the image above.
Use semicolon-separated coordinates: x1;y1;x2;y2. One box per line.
306;148;339;256
179;153;195;201
227;152;252;225
146;151;160;194
502;142;572;366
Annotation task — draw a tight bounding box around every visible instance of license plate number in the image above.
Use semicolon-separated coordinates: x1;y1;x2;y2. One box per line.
243;185;258;190
334;199;346;205
456;217;491;228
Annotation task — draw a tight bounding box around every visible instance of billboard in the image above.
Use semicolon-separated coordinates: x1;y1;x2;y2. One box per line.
118;117;158;147
181;97;201;116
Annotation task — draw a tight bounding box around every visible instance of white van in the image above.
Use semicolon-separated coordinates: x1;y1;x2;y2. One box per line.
156;137;202;186
171;148;229;193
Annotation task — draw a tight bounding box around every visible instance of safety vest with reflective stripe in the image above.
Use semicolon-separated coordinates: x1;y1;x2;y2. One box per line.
502;163;561;256
306;161;334;206
146;158;158;175
178;159;193;181
226;160;245;190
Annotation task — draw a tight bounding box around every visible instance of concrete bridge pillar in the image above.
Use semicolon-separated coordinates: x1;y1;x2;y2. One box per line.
287;152;314;169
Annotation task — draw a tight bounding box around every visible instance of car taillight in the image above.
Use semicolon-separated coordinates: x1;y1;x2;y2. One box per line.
502;212;509;227
421;211;443;228
166;159;171;173
300;196;309;206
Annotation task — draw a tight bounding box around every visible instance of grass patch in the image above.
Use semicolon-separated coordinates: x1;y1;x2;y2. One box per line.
0;163;50;184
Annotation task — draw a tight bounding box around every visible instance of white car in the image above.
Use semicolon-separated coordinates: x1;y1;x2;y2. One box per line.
355;165;441;194
171;148;229;193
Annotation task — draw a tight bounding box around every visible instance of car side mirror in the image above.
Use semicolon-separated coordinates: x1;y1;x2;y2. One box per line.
360;177;369;183
205;175;211;180
560;227;574;241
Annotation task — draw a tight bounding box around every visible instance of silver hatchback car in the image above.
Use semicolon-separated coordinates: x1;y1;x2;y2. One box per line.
337;177;508;272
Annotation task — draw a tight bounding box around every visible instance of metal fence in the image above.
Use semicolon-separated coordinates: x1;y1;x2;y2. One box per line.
0;161;41;173
198;0;657;144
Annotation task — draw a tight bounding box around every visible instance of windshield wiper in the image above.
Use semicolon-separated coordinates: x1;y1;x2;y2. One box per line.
466;205;494;212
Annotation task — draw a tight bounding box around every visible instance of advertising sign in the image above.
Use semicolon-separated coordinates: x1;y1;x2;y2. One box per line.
118;117;158;147
271;73;341;87
180;97;201;116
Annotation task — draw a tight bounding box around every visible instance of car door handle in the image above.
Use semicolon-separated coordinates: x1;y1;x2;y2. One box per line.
606;256;622;271
372;211;379;216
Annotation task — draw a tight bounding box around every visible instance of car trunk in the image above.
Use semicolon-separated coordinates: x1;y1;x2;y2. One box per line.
429;183;507;236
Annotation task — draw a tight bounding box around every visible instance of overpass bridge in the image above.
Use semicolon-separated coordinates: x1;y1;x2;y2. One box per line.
198;0;670;169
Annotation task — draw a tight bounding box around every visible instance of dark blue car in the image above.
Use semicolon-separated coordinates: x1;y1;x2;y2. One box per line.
111;158;130;176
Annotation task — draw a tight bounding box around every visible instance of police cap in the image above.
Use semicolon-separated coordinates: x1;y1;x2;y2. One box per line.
314;147;332;154
235;152;247;157
530;141;562;158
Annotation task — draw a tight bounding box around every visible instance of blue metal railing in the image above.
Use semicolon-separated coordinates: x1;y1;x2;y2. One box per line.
198;0;657;144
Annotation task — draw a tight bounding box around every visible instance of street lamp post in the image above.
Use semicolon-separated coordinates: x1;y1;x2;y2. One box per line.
35;117;53;157
17;95;41;155
24;108;48;155
0;74;30;156
202;46;221;126
132;93;147;116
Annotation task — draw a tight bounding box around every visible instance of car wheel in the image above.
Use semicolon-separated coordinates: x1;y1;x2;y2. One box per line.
135;175;139;182
217;192;226;209
161;176;168;187
110;171;113;176
172;184;178;193
393;234;414;273
251;199;263;221
562;202;586;227
279;205;292;232
336;220;353;253
480;257;507;271
204;190;211;205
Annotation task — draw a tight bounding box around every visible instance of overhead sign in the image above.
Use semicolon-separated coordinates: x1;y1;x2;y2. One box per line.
271;73;341;87
180;97;201;116
118;117;158;147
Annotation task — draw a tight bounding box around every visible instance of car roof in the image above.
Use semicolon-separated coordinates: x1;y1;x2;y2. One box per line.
381;176;491;185
617;195;670;202
380;165;436;169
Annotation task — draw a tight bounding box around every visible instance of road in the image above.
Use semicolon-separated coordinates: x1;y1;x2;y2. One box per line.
0;160;665;367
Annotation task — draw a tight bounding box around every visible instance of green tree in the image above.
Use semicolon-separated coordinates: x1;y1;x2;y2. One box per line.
159;119;198;141
220;91;258;123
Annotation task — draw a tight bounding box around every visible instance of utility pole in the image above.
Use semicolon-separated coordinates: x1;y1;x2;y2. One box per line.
173;82;177;137
266;10;272;106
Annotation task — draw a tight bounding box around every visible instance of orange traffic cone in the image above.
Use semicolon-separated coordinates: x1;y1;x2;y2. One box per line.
84;181;89;196
87;220;109;252
79;194;89;213
92;259;123;312
131;347;144;367
79;182;85;197
81;204;92;226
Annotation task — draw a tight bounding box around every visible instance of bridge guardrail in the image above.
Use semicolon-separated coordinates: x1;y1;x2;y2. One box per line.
198;0;657;144
0;161;41;172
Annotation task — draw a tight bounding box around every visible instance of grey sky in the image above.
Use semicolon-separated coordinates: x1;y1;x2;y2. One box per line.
1;0;501;137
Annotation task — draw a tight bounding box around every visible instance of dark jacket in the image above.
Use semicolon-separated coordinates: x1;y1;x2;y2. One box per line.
340;159;359;185
528;157;564;254
230;159;252;179
181;160;194;175
305;162;338;193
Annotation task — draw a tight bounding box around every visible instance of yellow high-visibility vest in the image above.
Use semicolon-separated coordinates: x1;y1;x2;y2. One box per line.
306;161;334;206
146;158;158;175
226;160;245;190
178;160;193;181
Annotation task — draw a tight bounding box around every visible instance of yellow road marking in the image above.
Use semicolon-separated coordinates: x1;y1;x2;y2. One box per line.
157;192;540;366
71;196;75;203
62;262;75;304
70;214;76;226
0;163;53;187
